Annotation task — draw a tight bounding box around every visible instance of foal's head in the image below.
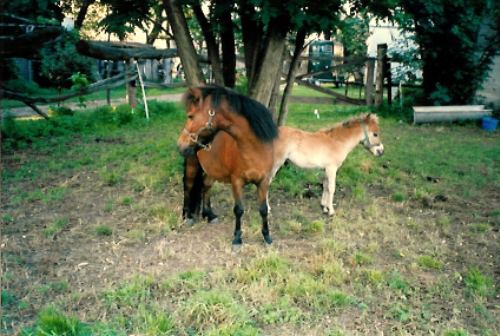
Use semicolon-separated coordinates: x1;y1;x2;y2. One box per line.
358;114;384;156
177;87;218;156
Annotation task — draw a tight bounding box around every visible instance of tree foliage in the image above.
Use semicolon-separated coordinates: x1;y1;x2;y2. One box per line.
357;0;500;104
98;0;157;40
404;0;499;104
1;0;64;23
39;31;96;87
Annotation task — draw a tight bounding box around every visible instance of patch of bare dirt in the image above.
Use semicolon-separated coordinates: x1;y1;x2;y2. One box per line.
2;159;498;333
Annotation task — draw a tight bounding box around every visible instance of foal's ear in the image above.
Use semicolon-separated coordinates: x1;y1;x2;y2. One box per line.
365;113;379;123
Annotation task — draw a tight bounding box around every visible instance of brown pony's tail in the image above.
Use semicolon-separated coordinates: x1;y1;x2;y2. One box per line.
182;155;203;220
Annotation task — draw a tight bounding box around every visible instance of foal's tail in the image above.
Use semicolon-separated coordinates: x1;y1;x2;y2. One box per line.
182;155;203;220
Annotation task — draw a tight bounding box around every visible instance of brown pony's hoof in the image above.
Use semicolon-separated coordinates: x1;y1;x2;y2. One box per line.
232;237;243;245
263;234;273;245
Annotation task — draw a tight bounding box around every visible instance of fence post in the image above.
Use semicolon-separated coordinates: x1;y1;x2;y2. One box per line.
386;58;392;105
375;43;387;106
106;61;112;105
365;58;375;106
126;59;137;112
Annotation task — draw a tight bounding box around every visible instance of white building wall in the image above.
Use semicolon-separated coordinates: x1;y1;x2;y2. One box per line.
477;56;500;108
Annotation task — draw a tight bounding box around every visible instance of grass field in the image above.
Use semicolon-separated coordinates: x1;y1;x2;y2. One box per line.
1;98;498;335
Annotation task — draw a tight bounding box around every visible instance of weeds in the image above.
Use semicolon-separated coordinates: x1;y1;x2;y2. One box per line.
257;296;303;324
387;270;412;295
176;290;251;333
43;218;69;237
444;329;469;336
94;225;113;236
25;307;91;336
417;255;444;270
464;267;494;298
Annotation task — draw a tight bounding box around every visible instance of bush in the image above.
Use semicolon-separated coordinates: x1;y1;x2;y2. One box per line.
39;31;96;88
114;104;134;125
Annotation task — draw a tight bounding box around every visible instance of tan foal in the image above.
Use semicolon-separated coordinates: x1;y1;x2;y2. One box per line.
271;113;384;215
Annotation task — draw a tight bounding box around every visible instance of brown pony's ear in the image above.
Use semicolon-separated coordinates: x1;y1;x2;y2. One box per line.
183;87;202;107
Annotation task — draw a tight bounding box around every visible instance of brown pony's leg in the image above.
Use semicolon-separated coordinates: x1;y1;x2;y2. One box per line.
231;178;245;245
183;155;203;224
257;179;273;244
201;175;218;223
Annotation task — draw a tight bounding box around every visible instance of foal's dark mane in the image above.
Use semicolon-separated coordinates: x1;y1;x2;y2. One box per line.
191;85;278;142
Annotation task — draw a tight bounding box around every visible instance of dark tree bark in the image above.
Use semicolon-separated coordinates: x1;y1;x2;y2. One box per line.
74;0;95;29
277;27;306;126
76;40;177;60
238;0;263;90
249;17;289;106
216;0;236;87
163;0;204;85
191;1;224;85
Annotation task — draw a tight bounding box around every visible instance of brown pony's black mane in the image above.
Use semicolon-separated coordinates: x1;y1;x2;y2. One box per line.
192;85;278;142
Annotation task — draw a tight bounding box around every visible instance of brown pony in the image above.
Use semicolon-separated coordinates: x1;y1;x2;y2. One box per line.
177;85;278;245
271;113;384;215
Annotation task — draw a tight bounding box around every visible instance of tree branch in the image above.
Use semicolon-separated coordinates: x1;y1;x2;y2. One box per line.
76;40;177;60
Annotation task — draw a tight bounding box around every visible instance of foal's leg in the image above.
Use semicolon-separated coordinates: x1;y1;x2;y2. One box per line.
257;179;273;245
325;166;338;216
321;174;329;212
231;178;245;245
201;175;218;223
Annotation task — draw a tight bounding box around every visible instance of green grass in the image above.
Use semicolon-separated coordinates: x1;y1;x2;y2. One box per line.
94;225;113;236
2;95;499;335
417;255;444;270
176;290;253;333
464;267;494;298
25;307;92;336
43;218;69;237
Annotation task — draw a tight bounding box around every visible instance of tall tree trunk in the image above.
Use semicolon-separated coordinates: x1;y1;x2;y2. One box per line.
74;0;95;29
216;0;236;88
238;0;262;91
277;28;306;126
268;47;287;120
249;19;288;106
163;0;204;86
191;1;224;85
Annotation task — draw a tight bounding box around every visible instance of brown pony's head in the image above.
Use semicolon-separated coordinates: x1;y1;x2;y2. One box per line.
177;87;218;156
361;113;384;156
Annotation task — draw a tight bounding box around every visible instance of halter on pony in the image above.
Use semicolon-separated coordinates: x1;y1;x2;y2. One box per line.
182;109;216;151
